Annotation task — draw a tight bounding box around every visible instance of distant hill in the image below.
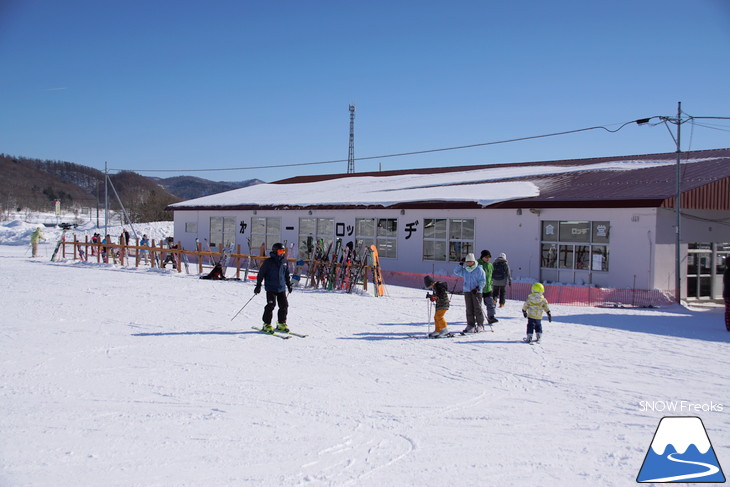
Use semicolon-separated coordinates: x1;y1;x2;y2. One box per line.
1;155;98;212
151;176;264;200
0;154;263;221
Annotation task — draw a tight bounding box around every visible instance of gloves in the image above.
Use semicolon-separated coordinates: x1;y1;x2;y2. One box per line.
254;284;261;295
522;310;528;318
287;283;293;293
471;288;480;295
426;293;437;302
547;312;552;322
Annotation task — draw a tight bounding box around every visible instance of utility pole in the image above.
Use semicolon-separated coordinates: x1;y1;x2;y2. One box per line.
673;101;682;304
347;104;355;174
104;161;109;238
637;103;730;302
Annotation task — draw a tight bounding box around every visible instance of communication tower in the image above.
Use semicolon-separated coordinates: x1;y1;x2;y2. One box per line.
347;105;355;174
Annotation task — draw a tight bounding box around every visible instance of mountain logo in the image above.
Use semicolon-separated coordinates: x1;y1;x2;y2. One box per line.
637;416;725;483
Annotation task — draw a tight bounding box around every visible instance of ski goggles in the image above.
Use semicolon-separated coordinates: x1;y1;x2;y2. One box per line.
276;248;286;254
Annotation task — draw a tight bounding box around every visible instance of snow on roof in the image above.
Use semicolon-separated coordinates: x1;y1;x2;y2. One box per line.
169;156;707;210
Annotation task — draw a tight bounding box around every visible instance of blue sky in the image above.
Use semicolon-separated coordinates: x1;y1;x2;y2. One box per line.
1;0;729;182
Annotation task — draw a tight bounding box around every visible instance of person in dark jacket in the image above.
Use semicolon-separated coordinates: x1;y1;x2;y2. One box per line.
722;257;730;331
425;275;450;337
492;252;512;307
255;242;293;333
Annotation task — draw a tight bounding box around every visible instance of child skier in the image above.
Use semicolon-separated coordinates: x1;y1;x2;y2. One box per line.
522;282;552;343
424;275;450;338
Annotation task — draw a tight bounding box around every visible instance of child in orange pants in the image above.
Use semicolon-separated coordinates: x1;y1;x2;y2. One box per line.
425;276;450;337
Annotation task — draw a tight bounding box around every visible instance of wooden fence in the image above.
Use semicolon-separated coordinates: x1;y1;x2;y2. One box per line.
60;235;371;291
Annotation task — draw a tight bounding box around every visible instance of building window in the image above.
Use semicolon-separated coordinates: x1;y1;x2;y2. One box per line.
559;244;574;269
376;218;398;258
423;218;448;261
209;216;236;249
541;243;558;268
250;217;281;254
541;220;610;271
354;218;398;257
185;222;197;233
298;217;334;258
449;219;475;261
423;218;475;262
591;245;609;272
355;218;376;250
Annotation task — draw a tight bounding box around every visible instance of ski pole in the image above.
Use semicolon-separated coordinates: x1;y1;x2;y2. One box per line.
231;294;257;321
427;299;434;335
426;299;429;334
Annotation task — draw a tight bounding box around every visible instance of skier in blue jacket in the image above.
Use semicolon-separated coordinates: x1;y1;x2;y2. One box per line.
454;252;487;333
254;242;293;333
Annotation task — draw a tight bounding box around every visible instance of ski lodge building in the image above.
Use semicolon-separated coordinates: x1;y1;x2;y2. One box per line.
168;148;730;302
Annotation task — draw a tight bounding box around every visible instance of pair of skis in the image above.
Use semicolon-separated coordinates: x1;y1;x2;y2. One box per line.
369;245;385;297
409;332;458;339
251;326;307;340
50;226;71;262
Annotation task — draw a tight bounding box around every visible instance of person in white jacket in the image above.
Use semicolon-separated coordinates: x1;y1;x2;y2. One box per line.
454;253;486;333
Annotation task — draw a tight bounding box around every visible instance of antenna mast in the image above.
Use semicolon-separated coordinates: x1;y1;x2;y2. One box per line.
347;104;355;174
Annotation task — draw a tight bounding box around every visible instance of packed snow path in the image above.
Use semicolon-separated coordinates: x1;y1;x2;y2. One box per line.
1;245;728;486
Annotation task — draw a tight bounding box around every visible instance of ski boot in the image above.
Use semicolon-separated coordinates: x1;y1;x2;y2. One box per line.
429;327;450;338
275;322;289;333
535;333;541;343
523;335;533;343
261;323;274;334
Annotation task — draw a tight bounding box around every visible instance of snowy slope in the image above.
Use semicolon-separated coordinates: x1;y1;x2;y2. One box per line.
1;239;729;486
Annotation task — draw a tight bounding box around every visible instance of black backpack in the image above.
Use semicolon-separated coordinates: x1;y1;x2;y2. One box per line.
493;260;507;280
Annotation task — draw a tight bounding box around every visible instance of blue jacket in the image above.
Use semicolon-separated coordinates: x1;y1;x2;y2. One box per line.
454;262;486;293
257;251;291;293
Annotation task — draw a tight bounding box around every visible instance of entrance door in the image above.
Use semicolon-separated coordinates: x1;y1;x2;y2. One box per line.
687;243;729;299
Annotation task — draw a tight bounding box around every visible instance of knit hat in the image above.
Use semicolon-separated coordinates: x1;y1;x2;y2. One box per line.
465;253;477;263
499;253;507;259
424;275;435;288
480;250;491;259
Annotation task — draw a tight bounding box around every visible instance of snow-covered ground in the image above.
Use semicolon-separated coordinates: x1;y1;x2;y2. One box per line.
0;212;172;249
1;217;729;486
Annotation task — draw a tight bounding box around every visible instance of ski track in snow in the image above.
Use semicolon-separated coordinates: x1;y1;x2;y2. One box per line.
1;240;729;487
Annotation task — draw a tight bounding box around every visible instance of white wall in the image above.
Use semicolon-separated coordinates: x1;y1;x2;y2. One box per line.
655;207;730;298
172;205;729;295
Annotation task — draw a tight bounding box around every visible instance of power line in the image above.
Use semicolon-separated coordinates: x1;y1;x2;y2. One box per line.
111;119;645;174
691;122;730;133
